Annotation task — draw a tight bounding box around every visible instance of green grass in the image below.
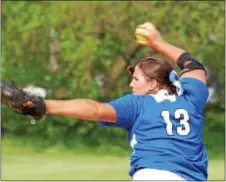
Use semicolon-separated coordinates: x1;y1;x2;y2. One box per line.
1;141;225;181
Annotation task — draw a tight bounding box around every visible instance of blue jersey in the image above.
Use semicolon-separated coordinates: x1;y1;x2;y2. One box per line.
99;77;209;181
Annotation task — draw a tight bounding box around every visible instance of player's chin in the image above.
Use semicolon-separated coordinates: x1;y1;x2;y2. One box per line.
132;91;141;95
133;90;148;95
132;90;137;95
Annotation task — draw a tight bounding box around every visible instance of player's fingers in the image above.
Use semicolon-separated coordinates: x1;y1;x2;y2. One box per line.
137;22;154;31
135;28;149;38
137;22;151;27
136;40;149;46
135;28;149;45
135;28;150;46
23;101;34;107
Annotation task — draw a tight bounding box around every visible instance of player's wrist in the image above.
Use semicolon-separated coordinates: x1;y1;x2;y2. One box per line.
150;39;167;52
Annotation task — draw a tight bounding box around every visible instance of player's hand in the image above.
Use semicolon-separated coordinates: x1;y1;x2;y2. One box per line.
135;22;164;49
1;80;46;120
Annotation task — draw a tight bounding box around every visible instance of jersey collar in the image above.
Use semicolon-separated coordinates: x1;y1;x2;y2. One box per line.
149;89;176;103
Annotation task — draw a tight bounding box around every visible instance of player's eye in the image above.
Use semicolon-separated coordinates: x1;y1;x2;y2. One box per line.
133;77;138;81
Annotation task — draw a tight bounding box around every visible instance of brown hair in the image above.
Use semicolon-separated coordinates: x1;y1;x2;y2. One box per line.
127;57;177;94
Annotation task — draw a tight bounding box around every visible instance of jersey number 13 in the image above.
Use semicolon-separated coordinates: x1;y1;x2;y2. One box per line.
161;109;190;136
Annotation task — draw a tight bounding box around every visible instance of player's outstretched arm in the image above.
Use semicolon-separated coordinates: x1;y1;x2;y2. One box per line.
1;80;117;122
44;99;116;122
135;22;207;84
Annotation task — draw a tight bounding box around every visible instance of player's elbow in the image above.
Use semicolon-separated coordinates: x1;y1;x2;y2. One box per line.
97;103;117;123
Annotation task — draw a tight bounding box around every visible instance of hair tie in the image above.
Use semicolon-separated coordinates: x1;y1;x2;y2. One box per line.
169;70;183;95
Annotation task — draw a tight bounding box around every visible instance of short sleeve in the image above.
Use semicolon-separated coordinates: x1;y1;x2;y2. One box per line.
99;94;141;129
180;77;209;109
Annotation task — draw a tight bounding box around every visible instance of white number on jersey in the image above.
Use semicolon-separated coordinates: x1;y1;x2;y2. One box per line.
161;109;190;136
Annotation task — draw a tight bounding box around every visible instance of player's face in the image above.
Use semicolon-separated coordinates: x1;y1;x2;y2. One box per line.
129;66;152;95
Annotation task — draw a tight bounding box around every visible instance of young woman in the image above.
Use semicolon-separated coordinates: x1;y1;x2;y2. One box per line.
2;22;209;180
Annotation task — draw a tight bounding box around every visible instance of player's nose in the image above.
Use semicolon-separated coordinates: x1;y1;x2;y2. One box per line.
129;81;133;88
130;79;135;87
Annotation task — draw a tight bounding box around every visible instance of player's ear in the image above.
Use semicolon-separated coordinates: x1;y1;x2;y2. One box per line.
149;79;159;92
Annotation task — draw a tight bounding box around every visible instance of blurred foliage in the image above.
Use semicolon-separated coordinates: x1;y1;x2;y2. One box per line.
1;1;225;155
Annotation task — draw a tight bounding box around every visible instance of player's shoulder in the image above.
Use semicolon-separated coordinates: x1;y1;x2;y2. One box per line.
179;77;209;109
120;93;140;100
180;77;209;97
121;93;146;99
180;76;207;83
114;93;144;105
118;94;155;106
180;77;208;90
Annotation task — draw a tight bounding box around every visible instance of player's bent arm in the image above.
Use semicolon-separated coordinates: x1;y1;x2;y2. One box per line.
154;40;207;84
45;99;117;122
135;22;206;83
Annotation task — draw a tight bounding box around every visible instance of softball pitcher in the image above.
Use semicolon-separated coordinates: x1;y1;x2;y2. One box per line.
1;22;209;180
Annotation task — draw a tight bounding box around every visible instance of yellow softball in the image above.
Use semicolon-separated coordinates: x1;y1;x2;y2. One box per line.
135;26;149;43
135;34;148;42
